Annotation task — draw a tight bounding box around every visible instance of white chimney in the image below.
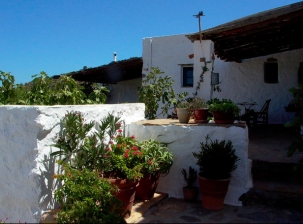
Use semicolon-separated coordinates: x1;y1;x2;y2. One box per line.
113;52;117;62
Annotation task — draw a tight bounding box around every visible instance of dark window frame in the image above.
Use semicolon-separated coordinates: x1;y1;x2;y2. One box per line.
264;58;278;83
181;66;193;87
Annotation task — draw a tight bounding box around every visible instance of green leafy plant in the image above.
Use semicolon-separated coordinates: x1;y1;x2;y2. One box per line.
51;111;145;180
176;100;191;109
139;139;173;175
0;71;18;105
138;67;188;119
284;85;303;160
181;166;197;188
0;70;109;105
193;135;239;179
189;97;209;109
53;161;126;224
208;98;240;116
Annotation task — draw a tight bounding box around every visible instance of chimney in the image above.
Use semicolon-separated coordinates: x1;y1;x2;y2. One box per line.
113;52;117;62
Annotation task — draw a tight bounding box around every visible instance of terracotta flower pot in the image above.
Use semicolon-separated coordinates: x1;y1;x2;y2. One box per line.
182;186;199;201
135;172;161;200
108;178;139;218
212;112;235;124
193;109;209;123
198;175;231;211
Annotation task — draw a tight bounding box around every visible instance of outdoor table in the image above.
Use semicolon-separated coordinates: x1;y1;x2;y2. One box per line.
237;102;257;114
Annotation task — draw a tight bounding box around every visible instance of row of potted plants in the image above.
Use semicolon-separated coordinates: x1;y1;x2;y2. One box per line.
50;111;173;222
176;97;240;124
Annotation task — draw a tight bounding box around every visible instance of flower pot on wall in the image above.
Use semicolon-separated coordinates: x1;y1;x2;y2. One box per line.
108;178;139;219
198;175;231;211
135;172;161;200
212;112;235;124
176;108;191;123
193;109;209;123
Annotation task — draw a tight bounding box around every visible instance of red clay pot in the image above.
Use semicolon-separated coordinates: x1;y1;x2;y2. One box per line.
193;109;209;123
212;112;235;124
108;178;139;218
198;175;231;211
182;186;199;201
135;172;161;200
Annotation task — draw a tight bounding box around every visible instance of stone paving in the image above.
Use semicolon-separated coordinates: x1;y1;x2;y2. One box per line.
135;197;303;223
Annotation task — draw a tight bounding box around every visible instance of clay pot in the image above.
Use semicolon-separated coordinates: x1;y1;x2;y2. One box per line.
193;109;209;123
176;108;191;123
212;112;235;124
135;172;161;200
182;186;199;201
108;178;139;218
198;175;231;210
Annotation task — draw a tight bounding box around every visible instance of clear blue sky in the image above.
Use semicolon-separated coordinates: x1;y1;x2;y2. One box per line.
0;0;300;84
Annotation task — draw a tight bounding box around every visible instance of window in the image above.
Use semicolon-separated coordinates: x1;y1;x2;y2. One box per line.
264;58;278;83
182;66;193;87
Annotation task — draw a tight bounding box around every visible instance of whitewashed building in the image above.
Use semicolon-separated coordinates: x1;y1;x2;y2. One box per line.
142;2;303;124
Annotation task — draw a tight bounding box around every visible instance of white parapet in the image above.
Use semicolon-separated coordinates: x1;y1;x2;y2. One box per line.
0;104;145;223
128;119;252;206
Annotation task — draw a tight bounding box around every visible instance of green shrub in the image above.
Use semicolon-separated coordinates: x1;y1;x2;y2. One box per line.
54;161;126;223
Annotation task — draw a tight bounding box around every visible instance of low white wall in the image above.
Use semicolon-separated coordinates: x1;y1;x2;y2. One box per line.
128;120;252;206
0;104;145;223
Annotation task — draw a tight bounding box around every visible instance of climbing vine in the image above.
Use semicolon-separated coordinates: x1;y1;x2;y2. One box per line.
194;61;211;96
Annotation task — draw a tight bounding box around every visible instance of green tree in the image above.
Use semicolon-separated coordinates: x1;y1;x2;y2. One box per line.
138;67;187;119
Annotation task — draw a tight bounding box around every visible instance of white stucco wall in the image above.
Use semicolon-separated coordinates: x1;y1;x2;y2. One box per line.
128;121;252;206
0;104;145;223
142;34;303;124
107;78;142;104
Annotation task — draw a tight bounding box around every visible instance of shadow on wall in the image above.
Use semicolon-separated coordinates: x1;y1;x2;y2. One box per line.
38;153;61;211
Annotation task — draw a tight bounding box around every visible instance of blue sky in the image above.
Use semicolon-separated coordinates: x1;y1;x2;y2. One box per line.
0;0;300;84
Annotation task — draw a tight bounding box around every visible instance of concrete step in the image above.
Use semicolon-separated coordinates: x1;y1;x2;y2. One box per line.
239;160;303;210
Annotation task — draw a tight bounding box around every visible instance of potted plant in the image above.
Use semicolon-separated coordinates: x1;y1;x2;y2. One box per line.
192;135;239;210
181;166;198;201
135;139;173;200
176;100;191;123
53;161;126;223
208;98;240;124
51;111;145;219
190;97;209;123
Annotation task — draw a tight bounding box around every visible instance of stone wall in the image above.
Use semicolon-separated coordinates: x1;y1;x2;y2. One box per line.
0;104;145;223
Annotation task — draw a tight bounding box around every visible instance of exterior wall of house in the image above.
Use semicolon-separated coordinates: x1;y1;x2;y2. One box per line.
107;77;142;104
142;33;302;124
211;48;303;124
0;104;145;223
142;34;195;118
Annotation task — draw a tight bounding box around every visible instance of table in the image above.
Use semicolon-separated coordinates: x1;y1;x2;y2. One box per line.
237;102;257;114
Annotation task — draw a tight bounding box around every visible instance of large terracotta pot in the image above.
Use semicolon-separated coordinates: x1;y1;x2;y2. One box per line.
198;175;231;210
182;186;199;201
176;108;191;123
212;112;235;124
108;178;139;218
135;172;161;200
193;109;209;123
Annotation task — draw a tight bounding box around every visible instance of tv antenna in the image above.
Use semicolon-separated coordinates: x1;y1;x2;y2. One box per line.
193;11;205;43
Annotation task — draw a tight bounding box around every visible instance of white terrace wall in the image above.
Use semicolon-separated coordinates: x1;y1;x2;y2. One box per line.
0;104;145;223
129;120;252;207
